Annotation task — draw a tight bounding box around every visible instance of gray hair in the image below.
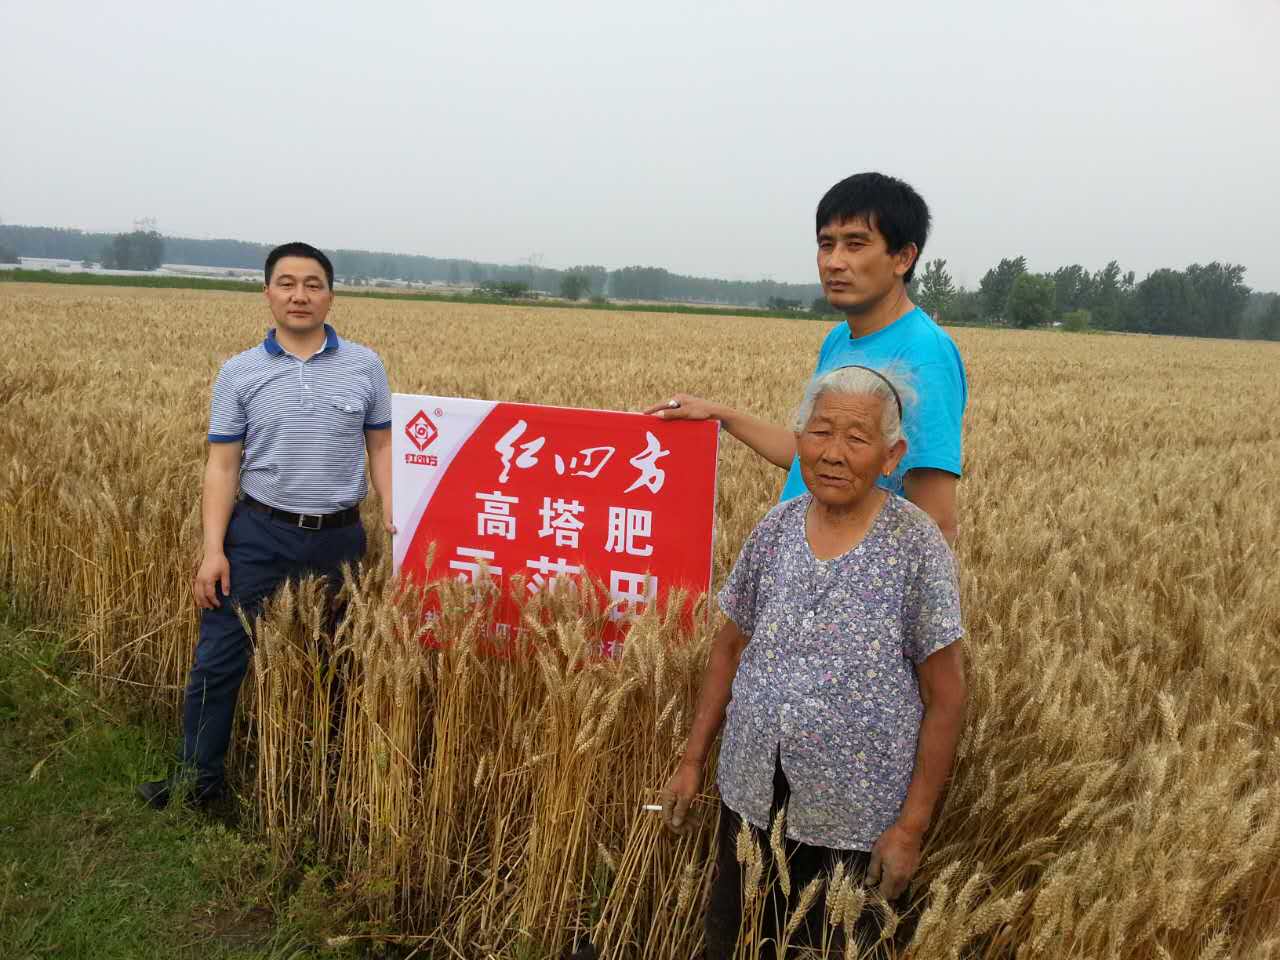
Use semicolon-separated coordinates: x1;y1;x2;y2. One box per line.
791;365;915;445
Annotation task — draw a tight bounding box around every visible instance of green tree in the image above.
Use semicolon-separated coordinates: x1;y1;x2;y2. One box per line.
765;296;802;311
564;265;609;298
480;280;530;298
939;288;982;325
916;258;955;318
1051;264;1094;315
609;266;672;300
0;242;18;264
978;256;1027;322
1006;273;1057;328
101;230;164;270
1184;262;1249;338
1262;297;1280;341
1089;260;1124;329
1240;292;1274;339
559;272;590;301
810;296;839;316
1132;269;1202;335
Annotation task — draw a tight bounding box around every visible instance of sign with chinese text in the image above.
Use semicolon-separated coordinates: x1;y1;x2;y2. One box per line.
392;395;719;646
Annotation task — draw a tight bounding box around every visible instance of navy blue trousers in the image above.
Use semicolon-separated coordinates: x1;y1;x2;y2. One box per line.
182;502;366;792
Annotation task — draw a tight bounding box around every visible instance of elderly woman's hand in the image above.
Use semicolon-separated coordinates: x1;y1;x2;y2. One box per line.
660;759;704;834
867;822;924;901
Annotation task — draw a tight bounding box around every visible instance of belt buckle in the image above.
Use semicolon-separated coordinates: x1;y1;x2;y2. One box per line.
297;513;323;530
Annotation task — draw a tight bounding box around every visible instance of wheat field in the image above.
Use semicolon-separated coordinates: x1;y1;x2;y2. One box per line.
2;282;1279;959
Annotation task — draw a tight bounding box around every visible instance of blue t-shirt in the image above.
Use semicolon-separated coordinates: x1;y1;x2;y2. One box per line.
780;307;967;501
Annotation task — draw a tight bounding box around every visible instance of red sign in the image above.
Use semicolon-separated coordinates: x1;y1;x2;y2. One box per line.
391;395;719;651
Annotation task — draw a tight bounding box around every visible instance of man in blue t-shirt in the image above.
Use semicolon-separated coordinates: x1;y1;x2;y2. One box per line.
647;172;967;543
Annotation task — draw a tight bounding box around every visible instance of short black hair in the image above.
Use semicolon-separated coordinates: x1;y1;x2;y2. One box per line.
265;242;334;289
815;173;931;284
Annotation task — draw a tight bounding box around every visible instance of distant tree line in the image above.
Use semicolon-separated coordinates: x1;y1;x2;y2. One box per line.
0;225;820;307
909;255;1279;341
3;224;1277;339
605;265;822;306
0;226;167;271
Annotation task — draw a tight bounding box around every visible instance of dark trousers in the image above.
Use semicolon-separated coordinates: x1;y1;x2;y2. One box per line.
705;758;899;959
182;502;366;792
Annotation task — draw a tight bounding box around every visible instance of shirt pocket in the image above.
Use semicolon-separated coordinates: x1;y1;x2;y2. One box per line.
327;392;367;420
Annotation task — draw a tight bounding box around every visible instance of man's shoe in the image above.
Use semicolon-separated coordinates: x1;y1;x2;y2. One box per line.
135;777;223;811
189;782;226;811
136;779;173;809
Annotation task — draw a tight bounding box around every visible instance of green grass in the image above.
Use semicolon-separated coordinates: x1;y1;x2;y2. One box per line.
0;268;261;294
0;267;830;321
0;603;339;960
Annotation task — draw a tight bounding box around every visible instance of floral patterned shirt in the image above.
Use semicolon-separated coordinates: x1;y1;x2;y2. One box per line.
716;493;963;851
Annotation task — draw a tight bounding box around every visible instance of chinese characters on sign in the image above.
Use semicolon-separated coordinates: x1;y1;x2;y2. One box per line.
452;432;676;619
391;396;719;649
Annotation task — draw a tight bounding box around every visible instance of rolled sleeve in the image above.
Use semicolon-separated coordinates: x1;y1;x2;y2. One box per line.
900;360;964;478
364;357;393;429
902;530;964;664
207;365;246;443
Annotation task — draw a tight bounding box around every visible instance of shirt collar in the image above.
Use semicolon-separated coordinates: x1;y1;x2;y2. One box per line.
262;323;340;357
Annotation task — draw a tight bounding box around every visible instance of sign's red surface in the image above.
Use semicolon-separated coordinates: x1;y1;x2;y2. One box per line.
392;395;719;650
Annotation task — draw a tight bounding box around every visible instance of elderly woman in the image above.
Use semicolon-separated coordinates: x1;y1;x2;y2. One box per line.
662;365;967;957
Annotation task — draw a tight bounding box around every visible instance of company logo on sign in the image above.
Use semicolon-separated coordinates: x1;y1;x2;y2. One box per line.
404;411;440;466
406;411;439;450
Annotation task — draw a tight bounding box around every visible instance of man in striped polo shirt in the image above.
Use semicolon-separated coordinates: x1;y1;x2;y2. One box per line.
137;242;393;810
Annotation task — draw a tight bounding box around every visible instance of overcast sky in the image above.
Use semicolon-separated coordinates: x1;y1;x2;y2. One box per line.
3;0;1278;290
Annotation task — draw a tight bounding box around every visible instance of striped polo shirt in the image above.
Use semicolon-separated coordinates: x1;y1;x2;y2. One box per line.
208;324;392;514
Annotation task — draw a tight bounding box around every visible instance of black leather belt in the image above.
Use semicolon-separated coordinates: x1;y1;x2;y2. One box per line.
238;494;361;530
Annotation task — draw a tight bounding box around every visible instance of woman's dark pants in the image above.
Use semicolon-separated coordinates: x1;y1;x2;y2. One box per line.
704;758;902;959
182;503;365;795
